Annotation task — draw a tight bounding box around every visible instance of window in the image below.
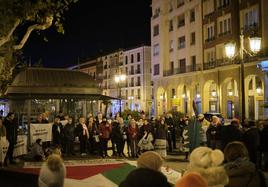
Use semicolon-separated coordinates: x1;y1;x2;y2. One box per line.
137;64;141;73
137;77;141;86
137;53;141;62
206;24;215;42
179;59;186;73
125;67;128;75
169;20;173;31
131;89;134;96
218;15;231;36
153;7;160;19
137;89;141;98
190;9;195;22
168;0;173;12
172;88;176;98
131;77;134;86
190;32;195;45
131;54;134;63
244;7;258;30
153;25;159;36
177;0;184;8
131;66;134;74
178;36;186;49
218;0;230;8
125;56;128;64
154;64;160;75
191;56;196;71
170;40;174;51
177;15;185;28
153;44;160;56
126;90;128;98
170;61;174;71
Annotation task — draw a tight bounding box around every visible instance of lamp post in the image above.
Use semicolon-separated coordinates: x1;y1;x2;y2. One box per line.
225;30;261;124
115;74;126;114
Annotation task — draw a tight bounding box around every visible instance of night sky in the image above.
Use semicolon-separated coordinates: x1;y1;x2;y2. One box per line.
23;0;152;68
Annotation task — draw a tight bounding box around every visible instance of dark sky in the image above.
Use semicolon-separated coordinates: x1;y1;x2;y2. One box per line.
23;0;152;68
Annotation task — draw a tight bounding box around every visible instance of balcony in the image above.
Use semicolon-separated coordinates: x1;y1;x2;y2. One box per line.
163;64;202;77
217;2;230;10
218;30;231;38
204;12;214;20
203;59;236;70
205;36;216;43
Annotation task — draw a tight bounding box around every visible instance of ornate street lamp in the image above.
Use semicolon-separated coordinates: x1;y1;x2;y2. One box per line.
211;89;217;97
225;31;261;124
115;74;126;114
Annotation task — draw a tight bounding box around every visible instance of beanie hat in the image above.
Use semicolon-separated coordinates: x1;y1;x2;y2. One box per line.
189;147;224;168
137;151;163;171
176;172;208;187
187;147;229;186
38;154;66;187
119;168;171;187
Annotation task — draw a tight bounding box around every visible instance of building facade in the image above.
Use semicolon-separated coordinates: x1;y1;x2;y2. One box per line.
151;0;268;120
69;46;152;116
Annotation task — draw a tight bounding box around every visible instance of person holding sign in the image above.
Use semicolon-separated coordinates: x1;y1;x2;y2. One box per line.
3;112;18;166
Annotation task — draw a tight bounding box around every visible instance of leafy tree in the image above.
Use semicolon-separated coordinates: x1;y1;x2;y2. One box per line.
0;0;79;93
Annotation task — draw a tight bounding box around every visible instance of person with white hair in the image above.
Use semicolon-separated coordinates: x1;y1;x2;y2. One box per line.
38;154;66;187
206;116;222;149
186;147;229;187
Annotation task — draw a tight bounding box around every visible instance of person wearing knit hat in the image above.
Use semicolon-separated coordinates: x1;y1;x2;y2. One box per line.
176;172;208;187
38;154;66;187
186;147;229;187
137;151;163;171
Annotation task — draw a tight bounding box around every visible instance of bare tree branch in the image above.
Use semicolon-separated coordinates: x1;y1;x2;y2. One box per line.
13;16;53;50
0;19;21;48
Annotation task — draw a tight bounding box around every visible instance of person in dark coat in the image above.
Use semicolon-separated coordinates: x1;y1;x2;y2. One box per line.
259;121;268;171
166;113;176;151
99;120;112;157
224;141;266;187
75;117;89;155
87;116;98;154
3;112;18;166
52;117;64;148
221;118;243;150
63;118;75;156
242;120;260;165
206;116;222;150
154;116;168;157
111;119;124;157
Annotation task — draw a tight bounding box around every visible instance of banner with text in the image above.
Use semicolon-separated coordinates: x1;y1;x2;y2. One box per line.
30;123;52;144
0;137;9;163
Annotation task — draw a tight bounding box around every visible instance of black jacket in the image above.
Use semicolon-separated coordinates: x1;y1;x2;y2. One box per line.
221;125;243;149
52;123;64;145
3;118;18;143
64;123;75;141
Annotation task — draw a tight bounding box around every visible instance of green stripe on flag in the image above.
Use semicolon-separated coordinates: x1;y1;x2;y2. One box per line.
102;163;136;185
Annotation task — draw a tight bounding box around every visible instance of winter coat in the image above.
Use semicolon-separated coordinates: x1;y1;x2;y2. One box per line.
29;142;45;160
63;123;75;141
242;127;260;163
224;157;264;187
99;122;112;139
128;126;138;140
111;121;123;140
206;123;221;141
3;118;18;144
52;123;64;145
260;126;268;152
221;125;243;149
155;122;168;140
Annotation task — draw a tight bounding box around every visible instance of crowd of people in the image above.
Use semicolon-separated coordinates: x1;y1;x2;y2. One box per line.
0;110;268;186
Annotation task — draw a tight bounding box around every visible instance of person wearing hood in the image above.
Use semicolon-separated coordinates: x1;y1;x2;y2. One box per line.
224;141;266;187
186;147;229;187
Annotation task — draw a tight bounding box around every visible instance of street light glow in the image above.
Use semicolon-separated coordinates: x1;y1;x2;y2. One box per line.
211;90;217;97
256;87;262;94
225;42;236;58
249;37;261;53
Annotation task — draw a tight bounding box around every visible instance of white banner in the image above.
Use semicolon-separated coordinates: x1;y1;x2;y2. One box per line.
30;123;53;144
13;135;28;157
0;137;9;163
